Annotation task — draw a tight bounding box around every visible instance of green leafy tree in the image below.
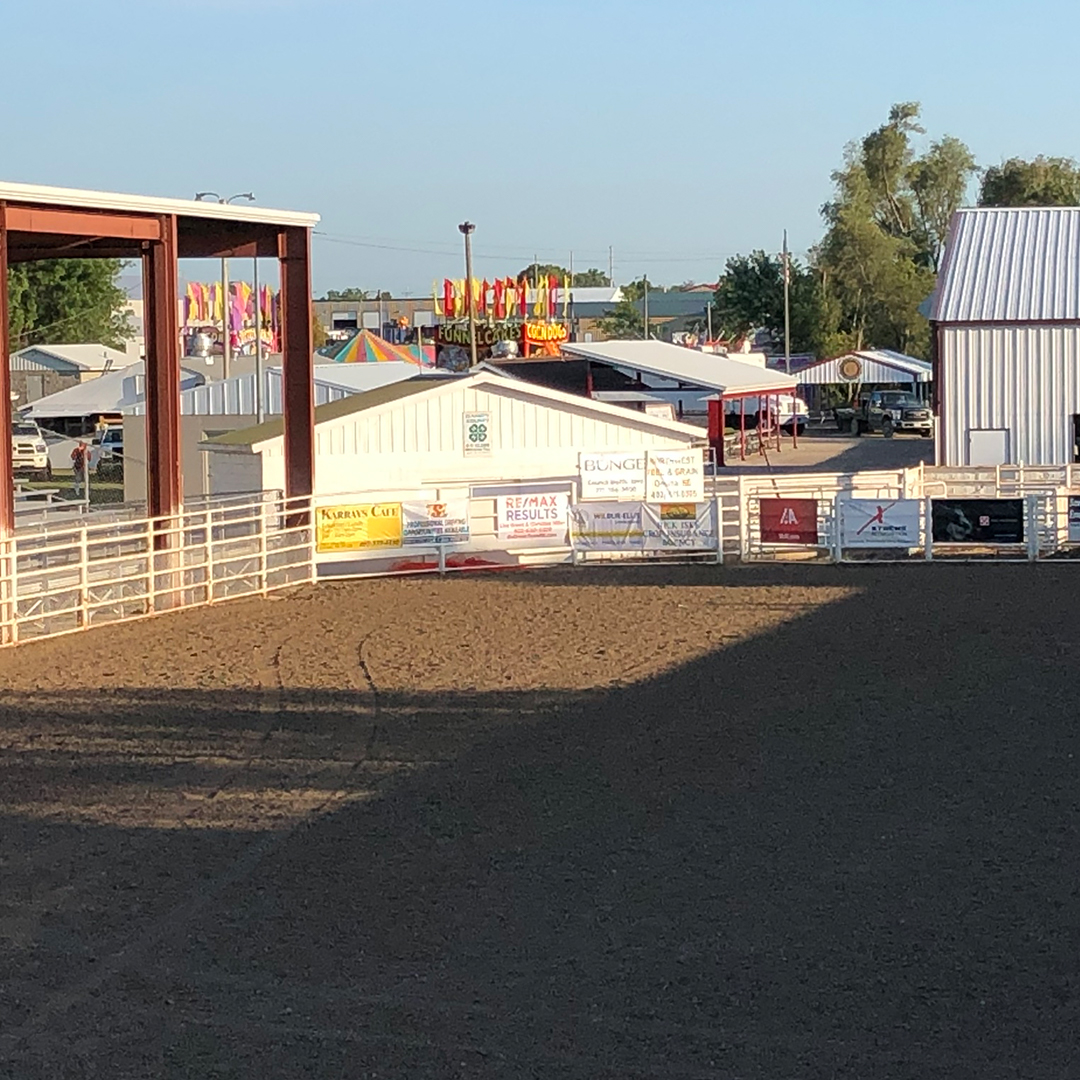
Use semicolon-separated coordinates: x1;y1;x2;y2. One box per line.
517;263;566;284
979;156;1080;207
322;287;372;301
8;259;133;349
571;268;611;287
597;298;646;339
711;251;826;353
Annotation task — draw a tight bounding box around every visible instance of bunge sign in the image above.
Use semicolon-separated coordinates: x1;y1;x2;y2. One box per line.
759;498;819;545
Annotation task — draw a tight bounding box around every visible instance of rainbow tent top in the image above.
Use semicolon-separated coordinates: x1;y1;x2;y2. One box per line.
328;330;429;366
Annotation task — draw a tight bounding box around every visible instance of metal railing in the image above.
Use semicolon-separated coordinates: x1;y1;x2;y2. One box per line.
0;492;314;646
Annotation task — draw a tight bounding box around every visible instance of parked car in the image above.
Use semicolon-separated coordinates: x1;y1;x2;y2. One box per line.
10;418;52;481
94;425;124;479
834;391;933;438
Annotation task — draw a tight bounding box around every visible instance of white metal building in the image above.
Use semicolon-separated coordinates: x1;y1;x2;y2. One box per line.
203;370;707;496
932;207;1080;466
795;350;932;388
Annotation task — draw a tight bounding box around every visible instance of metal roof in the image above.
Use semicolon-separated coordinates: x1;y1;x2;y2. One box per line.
23;361;204;418
562;340;797;396
0;179;319;228
126;362;455;417
12;344;130;372
933;207;1080;323
796;350;933;385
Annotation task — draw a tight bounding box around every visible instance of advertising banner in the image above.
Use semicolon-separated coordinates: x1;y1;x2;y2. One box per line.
315;503;402;552
401;501;469;546
579;451;648;501
1069;496;1080;543
759;498;819;545
841;498;922;548
496;492;569;542
463;411;492;456
569;502;646;550
645;450;705;504
642;503;715;550
931;499;1024;544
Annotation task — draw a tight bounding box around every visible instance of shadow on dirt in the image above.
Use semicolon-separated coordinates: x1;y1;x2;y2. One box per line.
2;563;1078;1078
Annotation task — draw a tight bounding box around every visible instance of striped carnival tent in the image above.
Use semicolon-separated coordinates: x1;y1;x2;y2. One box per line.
328;330;429;366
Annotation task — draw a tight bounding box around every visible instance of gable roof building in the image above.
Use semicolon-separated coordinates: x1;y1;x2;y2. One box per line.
203;369;707;497
931;207;1080;465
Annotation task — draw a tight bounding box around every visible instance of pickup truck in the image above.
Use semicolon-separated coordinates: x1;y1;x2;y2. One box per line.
10;419;52;480
834;391;933;438
93;425;124;479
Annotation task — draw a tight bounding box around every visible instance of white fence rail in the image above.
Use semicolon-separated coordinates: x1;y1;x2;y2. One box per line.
4;463;1080;648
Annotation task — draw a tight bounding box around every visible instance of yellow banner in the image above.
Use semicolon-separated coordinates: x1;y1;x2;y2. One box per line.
316;503;402;552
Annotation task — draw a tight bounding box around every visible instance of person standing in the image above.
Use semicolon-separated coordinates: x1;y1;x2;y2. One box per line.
71;440;89;498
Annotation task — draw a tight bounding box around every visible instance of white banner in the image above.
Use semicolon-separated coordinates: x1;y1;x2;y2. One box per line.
569;502;645;550
645;450;705;504
401;500;470;546
1070;497;1080;543
578;451;647;501
841;498;922;548
496;492;569;543
642;503;715;550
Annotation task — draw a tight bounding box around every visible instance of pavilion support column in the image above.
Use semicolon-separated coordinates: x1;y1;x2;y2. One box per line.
278;226;314;506
0;205;13;540
143;214;182;521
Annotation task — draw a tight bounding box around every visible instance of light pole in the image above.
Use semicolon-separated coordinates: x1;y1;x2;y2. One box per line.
458;222;479;368
195;192;254;380
782;229;791;376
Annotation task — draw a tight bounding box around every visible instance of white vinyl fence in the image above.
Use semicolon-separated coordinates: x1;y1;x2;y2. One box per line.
4;462;1080;647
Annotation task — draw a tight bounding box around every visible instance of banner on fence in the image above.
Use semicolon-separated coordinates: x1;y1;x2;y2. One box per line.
402;501;470;546
316;503;403;552
760;498;819;545
841;498;921;548
578;451;647;501
1069;497;1080;543
642;502;714;550
569;502;645;549
931;498;1024;544
497;492;569;542
645;450;705;504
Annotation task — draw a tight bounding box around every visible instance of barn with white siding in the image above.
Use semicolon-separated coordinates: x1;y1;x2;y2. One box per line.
932;206;1080;466
202;369;707;496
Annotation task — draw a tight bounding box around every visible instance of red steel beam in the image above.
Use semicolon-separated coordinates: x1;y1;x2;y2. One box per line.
4;205;161;242
143;216;182;520
278;225;314;501
0;205;13;538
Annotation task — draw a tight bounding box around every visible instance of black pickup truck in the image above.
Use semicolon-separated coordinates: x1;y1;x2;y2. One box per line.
834;391;933;438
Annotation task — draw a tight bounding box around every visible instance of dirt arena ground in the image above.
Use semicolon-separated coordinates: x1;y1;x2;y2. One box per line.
1;563;1079;1078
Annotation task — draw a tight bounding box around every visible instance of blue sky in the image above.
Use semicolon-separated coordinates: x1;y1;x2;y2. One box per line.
2;0;1078;295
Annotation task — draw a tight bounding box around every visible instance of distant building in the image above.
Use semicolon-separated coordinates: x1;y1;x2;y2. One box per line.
8;344;132;408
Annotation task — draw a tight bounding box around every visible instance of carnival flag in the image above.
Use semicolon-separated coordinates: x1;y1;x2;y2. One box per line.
443;278;455;318
548;275;558;318
519;278;529;317
563;276;570;317
493;277;505;320
433;280;443;317
479;279;489;317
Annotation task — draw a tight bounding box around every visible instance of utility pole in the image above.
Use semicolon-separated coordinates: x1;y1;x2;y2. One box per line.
253;256;264;423
609;246;614;287
459;221;479;368
707;301;713;345
783;229;791;376
642;273;649;340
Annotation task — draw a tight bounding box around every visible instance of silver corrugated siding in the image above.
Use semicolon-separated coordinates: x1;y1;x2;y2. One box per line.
796;355;931;385
935;208;1080;323
940;325;1080;464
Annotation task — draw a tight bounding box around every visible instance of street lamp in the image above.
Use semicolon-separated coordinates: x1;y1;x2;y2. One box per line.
194;191;254;380
458;221;478;369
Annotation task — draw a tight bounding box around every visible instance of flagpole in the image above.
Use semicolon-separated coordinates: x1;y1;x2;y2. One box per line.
783;229;791;376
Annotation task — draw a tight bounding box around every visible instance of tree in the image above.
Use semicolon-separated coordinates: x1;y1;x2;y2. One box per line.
711;252;826;353
517;263;566;284
979;156;1080;207
322;287;372;301
571;268;611;287
311;307;328;349
8;259;133;349
597;297;646;339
